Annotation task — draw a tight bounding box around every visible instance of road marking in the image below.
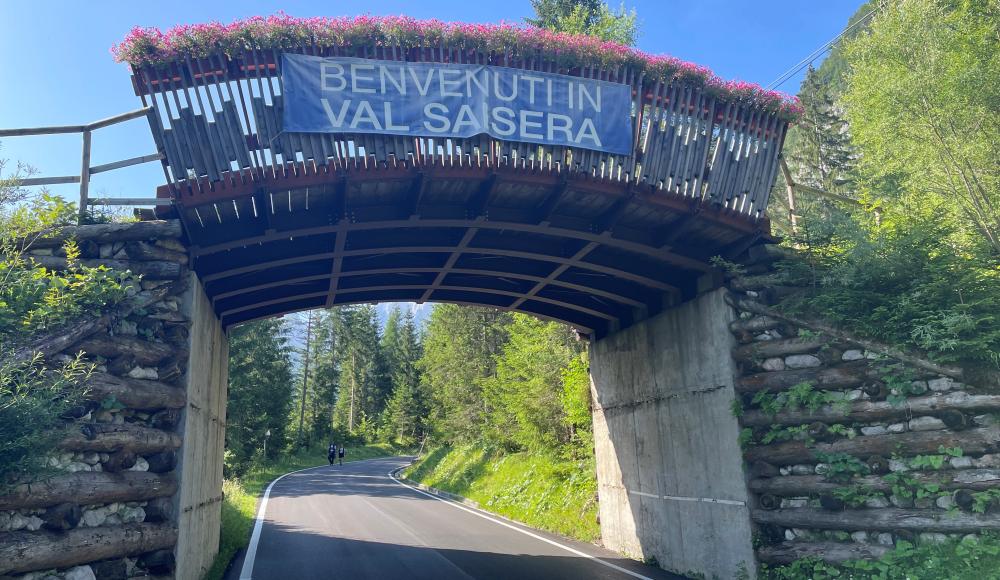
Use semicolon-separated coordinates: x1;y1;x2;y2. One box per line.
238;456;396;580
628;489;746;506
388;470;657;580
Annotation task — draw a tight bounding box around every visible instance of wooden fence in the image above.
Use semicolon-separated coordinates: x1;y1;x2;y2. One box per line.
132;45;788;221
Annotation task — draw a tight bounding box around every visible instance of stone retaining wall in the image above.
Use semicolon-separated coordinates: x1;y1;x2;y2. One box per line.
728;246;1000;568
1;221;190;580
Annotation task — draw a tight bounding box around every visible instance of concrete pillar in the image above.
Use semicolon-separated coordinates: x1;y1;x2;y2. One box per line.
174;273;229;579
590;289;755;579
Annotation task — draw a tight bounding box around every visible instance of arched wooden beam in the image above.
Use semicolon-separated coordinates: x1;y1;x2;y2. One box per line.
221;293;599;335
208;267;646;307
189;218;713;273
199;245;680;293
217;284;619;323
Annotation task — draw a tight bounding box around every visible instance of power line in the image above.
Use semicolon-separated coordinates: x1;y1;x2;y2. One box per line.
765;5;880;91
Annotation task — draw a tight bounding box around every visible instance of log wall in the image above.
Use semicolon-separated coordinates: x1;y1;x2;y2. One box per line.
1;221;193;580
728;246;1000;568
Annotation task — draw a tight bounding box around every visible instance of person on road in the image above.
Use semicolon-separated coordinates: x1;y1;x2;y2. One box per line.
328;443;337;465
337;445;345;466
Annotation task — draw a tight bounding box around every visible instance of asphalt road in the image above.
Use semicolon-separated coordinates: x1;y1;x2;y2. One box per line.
228;455;684;580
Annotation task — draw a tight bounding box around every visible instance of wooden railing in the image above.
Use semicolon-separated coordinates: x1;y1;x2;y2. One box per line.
0;108;169;221
132;45;789;221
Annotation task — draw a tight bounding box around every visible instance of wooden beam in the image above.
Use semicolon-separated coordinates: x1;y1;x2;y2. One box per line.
0;523;177;575
200;244;678;292
324;222;348;307
508;241;600;311
209;267;646;307
190;218;713;273
418;226;478;303
223;293;597;334
534;177;570;225
466;173;498;217
220;283;617;322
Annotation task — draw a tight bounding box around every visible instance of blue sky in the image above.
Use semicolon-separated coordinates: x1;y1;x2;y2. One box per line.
0;0;862;201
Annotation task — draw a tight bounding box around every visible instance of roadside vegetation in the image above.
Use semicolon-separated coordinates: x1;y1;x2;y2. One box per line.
404;445;600;542
758;0;1000;577
0;163;133;488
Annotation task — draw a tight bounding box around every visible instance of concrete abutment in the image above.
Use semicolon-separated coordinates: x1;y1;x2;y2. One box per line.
591;289;756;579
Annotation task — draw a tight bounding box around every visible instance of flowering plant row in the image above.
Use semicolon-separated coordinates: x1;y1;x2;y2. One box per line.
113;14;802;120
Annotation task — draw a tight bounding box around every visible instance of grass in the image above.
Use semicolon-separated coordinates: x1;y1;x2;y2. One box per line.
403;445;600;543
203;443;402;580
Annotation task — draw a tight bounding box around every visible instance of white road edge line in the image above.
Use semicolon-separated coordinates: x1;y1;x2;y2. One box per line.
388;469;657;580
238;456;394;580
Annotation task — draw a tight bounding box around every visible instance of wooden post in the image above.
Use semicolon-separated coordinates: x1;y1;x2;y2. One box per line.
778;155;798;235
78;129;92;223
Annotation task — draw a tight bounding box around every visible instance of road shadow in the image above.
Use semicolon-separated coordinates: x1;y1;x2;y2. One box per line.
237;522;688;580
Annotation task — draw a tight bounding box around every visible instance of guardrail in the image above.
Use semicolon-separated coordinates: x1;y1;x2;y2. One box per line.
0;107;171;221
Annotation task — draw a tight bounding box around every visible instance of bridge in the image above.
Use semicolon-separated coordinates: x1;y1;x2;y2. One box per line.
2;17;813;580
126;24;791;337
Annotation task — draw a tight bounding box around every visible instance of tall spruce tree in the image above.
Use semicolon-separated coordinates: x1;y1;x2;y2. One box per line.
419;305;512;444
226;318;294;469
330;305;385;438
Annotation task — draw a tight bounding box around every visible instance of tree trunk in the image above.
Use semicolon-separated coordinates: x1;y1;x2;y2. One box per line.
124;241;188;265
752;507;1000;533
0;523;177;575
732;337;828;362
29;256;181;280
727;295;974;384
737;361;878;394
744;426;1000;465
75;336;176;367
297;312;313;445
0;472;177;511
349;350;356;432
741;391;1000;427
757;542;890;565
21;221;182;250
83;372;185;410
61;424;182;454
749;469;1000;496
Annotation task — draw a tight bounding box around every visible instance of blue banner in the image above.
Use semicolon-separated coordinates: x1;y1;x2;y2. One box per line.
281;54;633;155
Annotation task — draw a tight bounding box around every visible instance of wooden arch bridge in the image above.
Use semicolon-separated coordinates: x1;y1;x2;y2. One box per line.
129;43;788;337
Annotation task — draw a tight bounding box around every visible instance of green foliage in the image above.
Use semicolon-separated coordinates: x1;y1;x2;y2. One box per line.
1;241;130;347
909;454;949;471
378;307;426;446
0;171;132;485
759;424;812;446
420;305;512;444
814;451;870;483
771;0;1000;372
831;484;883;508
844;0;1000;256
971;489;1000;514
751;382;849;417
225;318;295;475
405;445;600;542
883;472;944;502
0;353;91;487
481;314;587;453
526;0;639;45
763;535;1000;579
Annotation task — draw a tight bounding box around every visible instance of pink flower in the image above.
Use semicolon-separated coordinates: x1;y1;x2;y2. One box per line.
111;14;800;120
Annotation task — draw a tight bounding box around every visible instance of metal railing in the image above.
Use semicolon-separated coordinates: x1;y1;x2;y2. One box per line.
0;107;170;221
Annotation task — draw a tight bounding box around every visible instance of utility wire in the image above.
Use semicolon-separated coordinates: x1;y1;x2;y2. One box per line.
765;5;880;91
